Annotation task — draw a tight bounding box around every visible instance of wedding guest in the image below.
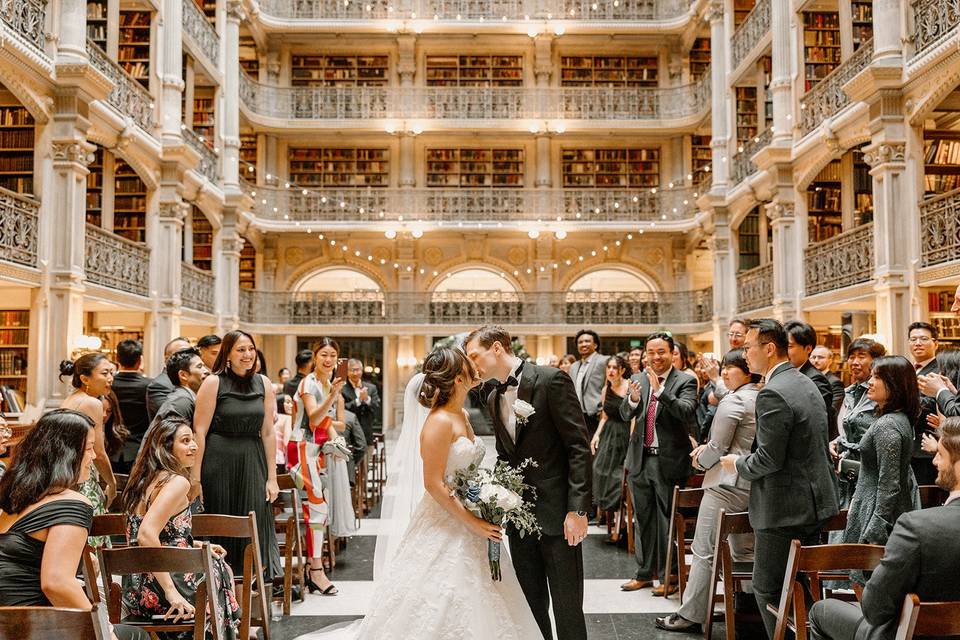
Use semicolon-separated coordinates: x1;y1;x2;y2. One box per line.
672;341;696;380
275;393;293;476
191;330;281;581
111;339;150;474
570;329;606;438
121;417;240;636
284;349;314;399
703;318;752;401
147;337;192;421
628;347;644;375
154;348;209;425
918;349;960;427
784;320;836;438
278;368;292;387
342;358;381;448
559;354;576;375
727;318;749;349
546;355;560;368
810;345;845;424
196;335;221;371
102;390;130;465
909;322;941;485
589;353;632;531
694;360;718;444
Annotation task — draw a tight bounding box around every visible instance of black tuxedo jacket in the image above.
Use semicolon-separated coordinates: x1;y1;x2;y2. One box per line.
915;360;941;457
800;361;837;439
487;364;592;537
618;368;698;482
341;381;380;443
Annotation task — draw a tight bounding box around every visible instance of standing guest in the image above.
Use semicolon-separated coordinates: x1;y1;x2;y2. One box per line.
808;416;960;640
619;331;698;597
284;349;314;399
628;347;644;375
275;394;294;476
147;337;192;421
727;318;749;349
546;354;560;368
589;353;632;531
0;410;148;640
918;349;960;421
121;417;241;637
278;368;292;387
102;391;130;464
59;353;118;529
811;345;845;421
784;320;837;438
570;329;606;438
196;335;221;372
672;342;697;381
657;348;759;632
155;348;209;425
559;354;577;376
719;319;839;639
111;339;151;473
191;330;281;582
842;356;919;552
694;360;718;444
702;318;752;401
342;358;381;448
908;321;940;485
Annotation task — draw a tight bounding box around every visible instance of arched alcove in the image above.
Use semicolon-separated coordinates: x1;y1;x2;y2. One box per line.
433;268;518;293
297;267;383;293
430;268;519;324
565;267;659;325
567;267;656;293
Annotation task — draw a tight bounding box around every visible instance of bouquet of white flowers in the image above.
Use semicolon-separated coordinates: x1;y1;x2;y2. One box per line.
449;458;542;581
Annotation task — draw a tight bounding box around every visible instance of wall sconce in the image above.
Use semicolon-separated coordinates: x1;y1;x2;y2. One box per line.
527;120;566;135
385;121;424;135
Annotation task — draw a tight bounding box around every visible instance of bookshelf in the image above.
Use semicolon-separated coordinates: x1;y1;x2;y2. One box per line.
239;35;259;77
559;56;658;87
561;148;660;188
762;56;773;130
0;105;34;195
735;86;758;146
734;0;755;28
738;207;761;271
425;148;524;187
86;147;103;227
192;206;213;271
240;133;257;181
288;148;390;187
922;129;960;195
689;38;711;80
291;55;389;87
851;0;873;51
929;290;960;345
193;89;215;146
197;0;216;21
119;10;152;88
0;309;29;412
425;56;523;87
803;11;841;92
239;237;256;289
807;160;842;242
87;0;107;50
113;159;147;243
691;135;711;185
852;150;873;226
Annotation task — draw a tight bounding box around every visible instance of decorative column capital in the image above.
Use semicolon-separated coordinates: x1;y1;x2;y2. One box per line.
706;0;724;23
51;140;94;167
862;142;906;168
765;201;794;222
708;236;730;253
159;201;189;223
227;0;246;22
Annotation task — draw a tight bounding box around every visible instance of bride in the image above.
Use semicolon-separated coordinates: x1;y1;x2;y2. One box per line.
298;346;544;640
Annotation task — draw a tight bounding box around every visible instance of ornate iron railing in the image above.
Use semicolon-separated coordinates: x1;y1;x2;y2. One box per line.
181;262;215;313
730;127;773;186
182;0;219;67
183;127;219;184
0;187;38;268
239;72;710;122
84;224;150;296
804;223;874;296
245;185;700;224
0;0;46;53
799;39;873;136
730;0;770;71
87;40;154;133
912;0;960;59
738;263;773;311
920;189;960;267
238;288;713;325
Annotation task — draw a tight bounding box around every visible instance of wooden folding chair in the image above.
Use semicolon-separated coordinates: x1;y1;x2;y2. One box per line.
352;453;368;518
0;604;112;640
663;485;705;599
82;514;129;604
918;485;949;509
704;509;756;640
770;541;886;640
895;593;960;640
98;544;223;640
192;512;271;640
272;483;307;615
108;474;129;511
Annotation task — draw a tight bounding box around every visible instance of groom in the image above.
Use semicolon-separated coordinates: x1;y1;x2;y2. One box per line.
465;326;592;640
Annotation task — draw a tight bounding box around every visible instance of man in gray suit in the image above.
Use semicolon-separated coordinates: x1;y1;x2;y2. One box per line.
145;336;192;421
720;319;839;639
569;329;606;439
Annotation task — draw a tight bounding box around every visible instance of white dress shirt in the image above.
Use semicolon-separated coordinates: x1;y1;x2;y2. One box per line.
627;366;673;448
499;357;523;442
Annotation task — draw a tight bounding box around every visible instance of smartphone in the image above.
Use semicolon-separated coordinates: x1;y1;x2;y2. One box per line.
703;352;717;362
335;358;349;381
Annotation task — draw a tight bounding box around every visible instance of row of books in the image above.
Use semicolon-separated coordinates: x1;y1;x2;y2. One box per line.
932;316;960;339
289;149;389;160
0;329;27;345
0;351;26;375
0;108;32;127
0;311;27;327
0;156;33;171
924;139;960;165
0;385;23;414
0;131;33;147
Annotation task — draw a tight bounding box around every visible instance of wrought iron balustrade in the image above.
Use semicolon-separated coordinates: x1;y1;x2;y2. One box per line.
912;0;960;59
182;0;219;67
920;188;960;267
183;127;220;184
730;0;770;71
799;39;873;137
0;187;38;268
84;224;150;296
0;0;46;53
730;127;772;186
804;223;874;296
87;40;154;133
738;263;773;311
181;262;215;313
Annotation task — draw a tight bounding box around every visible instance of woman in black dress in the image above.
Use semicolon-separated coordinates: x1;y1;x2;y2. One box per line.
191;330;281;580
590;353;633;522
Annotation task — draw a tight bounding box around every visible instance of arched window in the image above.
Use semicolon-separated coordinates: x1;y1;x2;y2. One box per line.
567;268;655;293
292;268;384;324
431;268;519;323
433;268;517;293
566;268;658;325
297;268;382;293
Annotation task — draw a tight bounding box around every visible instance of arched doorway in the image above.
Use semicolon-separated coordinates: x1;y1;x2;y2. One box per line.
431;268;521;324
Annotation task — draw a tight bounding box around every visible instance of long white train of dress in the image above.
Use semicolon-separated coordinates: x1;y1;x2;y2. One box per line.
295;436;544;640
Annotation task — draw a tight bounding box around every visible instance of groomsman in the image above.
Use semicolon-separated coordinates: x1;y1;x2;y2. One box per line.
909;321;941;485
784;320;837;439
146;336;191;421
569;329;606;438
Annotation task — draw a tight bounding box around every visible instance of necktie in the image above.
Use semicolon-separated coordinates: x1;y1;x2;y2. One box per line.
644;378;663;447
915;363;923;372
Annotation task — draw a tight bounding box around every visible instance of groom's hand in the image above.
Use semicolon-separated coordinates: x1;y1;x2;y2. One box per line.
564;512;588;546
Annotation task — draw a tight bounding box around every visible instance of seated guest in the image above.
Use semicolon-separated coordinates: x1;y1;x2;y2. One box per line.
656;348;759;632
111;339;151;474
0;409;147;640
154;347;210;425
147;337;192;421
809;416;960;640
121;417;241;637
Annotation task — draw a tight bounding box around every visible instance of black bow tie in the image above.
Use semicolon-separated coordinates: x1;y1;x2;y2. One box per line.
496;362;524;394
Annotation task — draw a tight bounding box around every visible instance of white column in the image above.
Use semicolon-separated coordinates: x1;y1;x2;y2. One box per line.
872;0;903;64
56;0;88;63
216;208;242;332
160;0;184;143
709;207;736;349
146;201;186;370
767;201;802;321
769;0;793;143
709;2;729;189
221;2;242;189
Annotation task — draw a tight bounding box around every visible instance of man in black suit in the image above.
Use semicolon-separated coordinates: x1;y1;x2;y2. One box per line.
720;319;839;639
110;339;151;473
154;347;209;425
809;416;960;640
811;345;845;438
619;331;698;596
341;358;381;447
465;326;591;640
784;320;837;439
909;321;941;485
196;334;221;371
146;337;192;421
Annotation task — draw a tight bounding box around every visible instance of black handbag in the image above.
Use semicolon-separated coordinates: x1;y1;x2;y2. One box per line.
838;457;861;483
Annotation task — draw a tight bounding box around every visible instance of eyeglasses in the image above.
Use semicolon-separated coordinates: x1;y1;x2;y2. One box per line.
727;332;745;338
908;336;935;343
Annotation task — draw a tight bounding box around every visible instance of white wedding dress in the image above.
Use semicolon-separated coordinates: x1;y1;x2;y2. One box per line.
297;433;544;640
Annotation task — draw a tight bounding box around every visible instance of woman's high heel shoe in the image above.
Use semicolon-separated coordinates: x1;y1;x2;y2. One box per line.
306;566;338;596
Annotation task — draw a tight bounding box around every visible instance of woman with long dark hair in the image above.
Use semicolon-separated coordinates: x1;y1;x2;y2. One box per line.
103;389;130;464
191;330;281;581
121;417;240;638
589;353;632;530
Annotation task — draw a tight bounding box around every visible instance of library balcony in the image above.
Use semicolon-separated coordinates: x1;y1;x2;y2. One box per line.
183;127;220;184
920;189;960;269
181;262;216;315
84;224;151;298
804;222;873;297
729;127;772;187
238;288;713;329
730;0;770;78
0;188;39;272
242;184;702;231
799;38;872;138
182;0;219;71
238;73;710;128
0;0;47;55
87;41;155;136
912;0;960;60
737;262;773;313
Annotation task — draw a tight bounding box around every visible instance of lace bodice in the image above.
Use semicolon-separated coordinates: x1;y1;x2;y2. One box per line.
444;436;485;482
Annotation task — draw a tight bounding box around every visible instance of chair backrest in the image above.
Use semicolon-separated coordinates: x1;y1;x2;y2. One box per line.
895;593;960;640
918;485;948;509
717;509;753;536
90;513;128;540
676;486;706;509
687;473;705;489
0;604;111;640
276;474;297;491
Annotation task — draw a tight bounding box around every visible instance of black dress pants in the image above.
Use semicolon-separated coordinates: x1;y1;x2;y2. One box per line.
753;522;824;639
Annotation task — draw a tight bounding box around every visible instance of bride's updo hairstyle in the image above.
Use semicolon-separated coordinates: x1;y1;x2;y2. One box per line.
418;347;476;409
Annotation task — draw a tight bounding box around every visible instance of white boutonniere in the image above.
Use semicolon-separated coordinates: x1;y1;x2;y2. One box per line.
513;399;535;426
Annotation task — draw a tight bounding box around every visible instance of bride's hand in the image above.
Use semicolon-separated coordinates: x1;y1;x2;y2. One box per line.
468;516;502;543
